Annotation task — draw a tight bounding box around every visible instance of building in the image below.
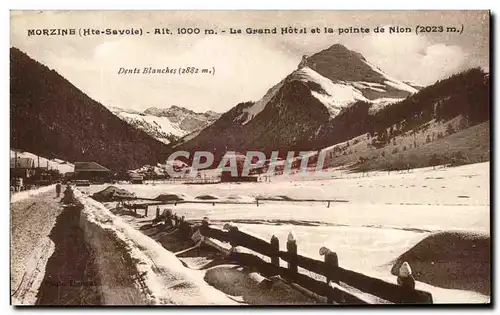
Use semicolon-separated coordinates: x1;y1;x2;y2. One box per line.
74;162;112;183
219;153;258;183
220;175;258;183
10;157;36;179
130;174;144;184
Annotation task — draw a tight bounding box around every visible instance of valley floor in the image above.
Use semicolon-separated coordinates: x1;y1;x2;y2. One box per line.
81;162;490;304
11;162;490;305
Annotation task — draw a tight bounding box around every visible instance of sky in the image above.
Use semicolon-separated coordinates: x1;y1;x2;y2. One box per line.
10;11;489;114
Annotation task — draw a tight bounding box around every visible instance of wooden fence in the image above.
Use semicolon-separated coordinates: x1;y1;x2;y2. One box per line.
118;197;350;216
151;209;433;305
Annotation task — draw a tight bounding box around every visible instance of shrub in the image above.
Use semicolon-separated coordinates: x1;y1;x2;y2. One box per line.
446;123;455;135
449;151;469;166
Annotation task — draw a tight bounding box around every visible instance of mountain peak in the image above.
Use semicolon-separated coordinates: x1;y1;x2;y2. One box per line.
324;43;367;61
307;44;381;83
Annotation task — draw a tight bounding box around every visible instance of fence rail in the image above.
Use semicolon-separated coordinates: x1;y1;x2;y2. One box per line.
146;209;433;305
117;196;349;212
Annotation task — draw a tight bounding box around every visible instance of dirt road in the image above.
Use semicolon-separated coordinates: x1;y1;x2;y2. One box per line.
10;190;102;305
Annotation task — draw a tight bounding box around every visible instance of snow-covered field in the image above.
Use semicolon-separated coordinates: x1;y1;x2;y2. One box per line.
81;162;490;303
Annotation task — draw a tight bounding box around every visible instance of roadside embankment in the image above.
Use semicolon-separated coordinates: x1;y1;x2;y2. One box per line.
73;189;237;305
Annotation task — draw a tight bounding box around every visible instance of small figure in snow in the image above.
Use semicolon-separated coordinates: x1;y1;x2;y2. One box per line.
62;184;73;204
55;182;62;198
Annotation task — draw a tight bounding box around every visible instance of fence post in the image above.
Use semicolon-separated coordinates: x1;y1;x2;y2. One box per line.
144;206;148;217
397;261;416;290
327;201;331;208
185;223;193;240
179;216;191;239
200;216;210;235
223;223;239;248
287;232;298;273
320;246;341;304
165;209;173;227
201;217;210;228
270;235;280;267
256;199;259;207
179;215;184;235
155;206;160;219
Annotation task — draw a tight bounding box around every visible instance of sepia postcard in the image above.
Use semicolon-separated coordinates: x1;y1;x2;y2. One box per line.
9;10;490;306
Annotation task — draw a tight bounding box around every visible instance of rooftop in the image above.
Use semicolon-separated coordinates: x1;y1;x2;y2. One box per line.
74;162;111;173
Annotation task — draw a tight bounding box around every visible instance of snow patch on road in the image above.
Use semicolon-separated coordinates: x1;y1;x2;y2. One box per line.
10;185;56;204
75;190;237;305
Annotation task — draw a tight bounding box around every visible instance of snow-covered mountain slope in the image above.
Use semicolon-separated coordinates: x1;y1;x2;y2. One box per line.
117;112;186;144
236;64;414;126
233;45;420;126
178;44;422;155
292;67;370;115
362;59;419;94
107;106;220;144
177;44;489;165
237;81;284;125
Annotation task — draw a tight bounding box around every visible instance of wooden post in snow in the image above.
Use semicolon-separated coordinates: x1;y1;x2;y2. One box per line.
201;217;210;228
185;222;193;239
397;262;416;290
270;235;279;267
179;215;191;239
286;232;298;273
200;216;210;235
223;223;239;248
165;210;172;227
320;246;341;303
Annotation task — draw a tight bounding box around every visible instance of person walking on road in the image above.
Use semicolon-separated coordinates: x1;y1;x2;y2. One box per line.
55;182;62;198
156;206;161;219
